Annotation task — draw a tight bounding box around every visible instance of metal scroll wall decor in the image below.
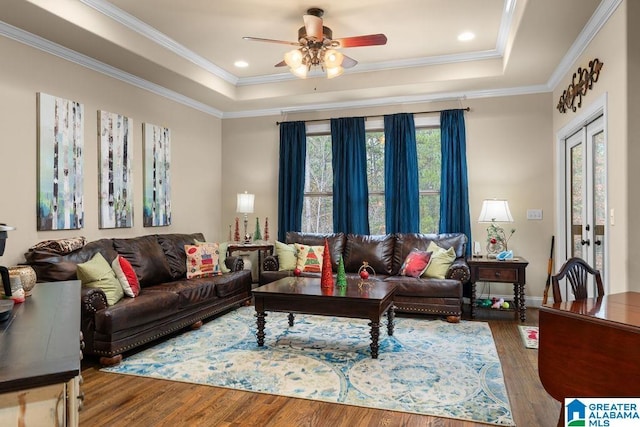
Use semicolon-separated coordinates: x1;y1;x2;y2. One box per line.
557;58;603;113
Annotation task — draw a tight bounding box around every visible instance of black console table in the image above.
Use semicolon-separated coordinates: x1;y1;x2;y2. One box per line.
0;280;82;426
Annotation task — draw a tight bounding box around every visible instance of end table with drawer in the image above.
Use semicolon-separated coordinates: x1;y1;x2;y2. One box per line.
467;257;529;322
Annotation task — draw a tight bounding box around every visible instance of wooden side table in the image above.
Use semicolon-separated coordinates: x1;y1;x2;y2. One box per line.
467;257;529;322
227;242;274;283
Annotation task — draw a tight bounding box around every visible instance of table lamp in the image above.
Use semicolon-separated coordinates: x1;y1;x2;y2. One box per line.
478;199;514;257
236;192;255;244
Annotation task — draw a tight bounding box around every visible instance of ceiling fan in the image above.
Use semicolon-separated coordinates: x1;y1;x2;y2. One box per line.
243;7;387;79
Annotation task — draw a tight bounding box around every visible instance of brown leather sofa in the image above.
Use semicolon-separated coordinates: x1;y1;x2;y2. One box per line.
24;233;252;365
262;232;470;322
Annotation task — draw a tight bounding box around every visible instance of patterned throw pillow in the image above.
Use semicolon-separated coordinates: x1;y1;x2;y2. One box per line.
112;255;140;297
185;243;222;279
422;241;456;279
275;241;297;271
76;253;124;306
294;243;324;273
399;249;433;277
197;239;230;273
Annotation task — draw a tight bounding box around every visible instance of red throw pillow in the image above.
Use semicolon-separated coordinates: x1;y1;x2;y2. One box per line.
112;255;140;297
399;249;433;277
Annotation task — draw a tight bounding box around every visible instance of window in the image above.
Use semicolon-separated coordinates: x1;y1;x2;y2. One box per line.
301;120;440;234
416;128;441;234
302;134;333;233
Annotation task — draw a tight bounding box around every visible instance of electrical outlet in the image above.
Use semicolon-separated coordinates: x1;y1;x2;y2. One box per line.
526;209;543;220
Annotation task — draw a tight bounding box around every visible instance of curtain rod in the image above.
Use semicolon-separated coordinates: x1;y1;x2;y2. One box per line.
276;107;470;125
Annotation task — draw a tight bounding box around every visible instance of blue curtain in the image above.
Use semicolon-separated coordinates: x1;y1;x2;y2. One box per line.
331;117;370;234
384;113;420;233
439;109;472;256
277;121;306;242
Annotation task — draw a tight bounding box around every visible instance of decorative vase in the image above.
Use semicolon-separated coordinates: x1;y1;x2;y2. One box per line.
8;266;37;297
336;255;347;288
320;239;334;289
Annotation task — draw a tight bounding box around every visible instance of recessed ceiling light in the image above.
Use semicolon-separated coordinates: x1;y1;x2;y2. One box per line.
457;32;475;42
234;60;249;68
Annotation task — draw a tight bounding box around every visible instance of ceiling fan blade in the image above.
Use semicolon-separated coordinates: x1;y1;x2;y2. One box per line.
274;60;287;67
335;34;387;48
303;14;323;40
341;54;358;69
243;36;299;46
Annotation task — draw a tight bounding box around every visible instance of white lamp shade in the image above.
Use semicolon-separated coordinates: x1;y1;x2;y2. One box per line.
236;192;255;214
290;64;308;78
326;65;344;79
284;49;304;68
324;49;344;68
478;199;513;223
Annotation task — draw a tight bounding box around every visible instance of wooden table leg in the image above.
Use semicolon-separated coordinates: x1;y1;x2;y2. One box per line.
256;311;266;346
514;282;526;322
387;305;395;336
470;281;477;319
369;320;380;359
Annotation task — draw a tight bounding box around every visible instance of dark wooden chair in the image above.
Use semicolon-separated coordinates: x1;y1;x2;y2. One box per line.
551;257;604;302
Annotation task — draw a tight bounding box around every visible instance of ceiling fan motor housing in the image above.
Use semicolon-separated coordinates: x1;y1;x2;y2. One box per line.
298;25;332;43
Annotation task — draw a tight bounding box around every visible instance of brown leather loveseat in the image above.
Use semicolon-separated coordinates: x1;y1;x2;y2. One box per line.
24;233;252;365
261;232;470;322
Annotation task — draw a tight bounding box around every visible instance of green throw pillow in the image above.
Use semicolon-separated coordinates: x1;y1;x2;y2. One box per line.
422;241;456;279
275;240;297;271
77;253;124;306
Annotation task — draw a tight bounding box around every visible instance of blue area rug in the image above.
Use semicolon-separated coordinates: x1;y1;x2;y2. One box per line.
102;306;515;425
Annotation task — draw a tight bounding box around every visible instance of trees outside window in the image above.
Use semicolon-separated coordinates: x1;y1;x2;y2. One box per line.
301;127;441;234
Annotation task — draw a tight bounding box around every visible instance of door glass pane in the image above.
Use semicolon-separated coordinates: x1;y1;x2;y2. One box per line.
570;143;584;259
593;130;606;275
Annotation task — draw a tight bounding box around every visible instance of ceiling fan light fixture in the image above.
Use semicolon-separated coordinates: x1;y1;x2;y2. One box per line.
326;65;344;79
284;49;304;68
324;49;343;68
290;64;308;78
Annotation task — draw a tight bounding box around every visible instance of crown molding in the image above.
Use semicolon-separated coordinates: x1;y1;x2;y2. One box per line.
547;0;622;90
0;21;224;118
79;0;239;85
222;84;550;119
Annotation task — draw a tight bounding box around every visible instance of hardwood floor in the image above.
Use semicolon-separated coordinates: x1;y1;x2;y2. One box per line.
79;307;559;426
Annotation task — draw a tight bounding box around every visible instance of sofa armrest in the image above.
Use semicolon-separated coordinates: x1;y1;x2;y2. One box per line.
225;255;244;272
263;254;279;272
82;287;108;313
446;258;470;283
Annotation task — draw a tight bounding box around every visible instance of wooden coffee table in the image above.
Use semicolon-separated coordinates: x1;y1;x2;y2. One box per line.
252;277;396;359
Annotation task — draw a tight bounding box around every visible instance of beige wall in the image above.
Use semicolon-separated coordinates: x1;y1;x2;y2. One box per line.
222;94;556;303
0;36;223;266
552;1;630;292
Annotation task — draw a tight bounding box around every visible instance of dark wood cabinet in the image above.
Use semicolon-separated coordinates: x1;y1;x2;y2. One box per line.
0;280;82;425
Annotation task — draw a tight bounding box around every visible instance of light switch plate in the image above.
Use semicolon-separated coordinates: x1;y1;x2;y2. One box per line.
526;209;543;220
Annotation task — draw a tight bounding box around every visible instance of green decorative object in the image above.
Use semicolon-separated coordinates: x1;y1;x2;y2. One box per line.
253;217;262;241
337;255;347;288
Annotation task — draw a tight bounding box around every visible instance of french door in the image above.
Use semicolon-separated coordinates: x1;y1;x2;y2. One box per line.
563;115;606;298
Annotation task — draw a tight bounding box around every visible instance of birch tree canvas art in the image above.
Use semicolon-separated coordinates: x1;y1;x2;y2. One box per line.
99;111;133;228
143;123;171;227
37;93;84;230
